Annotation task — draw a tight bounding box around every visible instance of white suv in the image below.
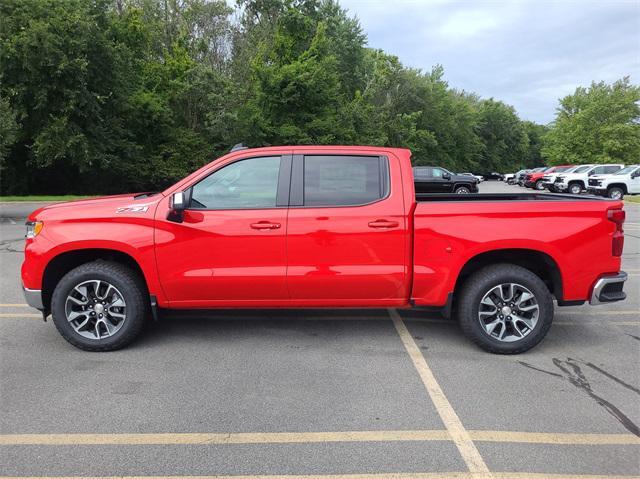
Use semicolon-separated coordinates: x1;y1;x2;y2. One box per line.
553;164;624;195
587;165;640;199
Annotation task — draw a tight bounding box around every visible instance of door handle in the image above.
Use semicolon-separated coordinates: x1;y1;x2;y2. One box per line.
368;219;399;229
250;221;281;230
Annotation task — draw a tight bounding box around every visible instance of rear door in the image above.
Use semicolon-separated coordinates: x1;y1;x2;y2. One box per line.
286;153;409;305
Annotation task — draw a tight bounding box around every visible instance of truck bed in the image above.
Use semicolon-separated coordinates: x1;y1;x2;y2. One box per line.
415;192;610;202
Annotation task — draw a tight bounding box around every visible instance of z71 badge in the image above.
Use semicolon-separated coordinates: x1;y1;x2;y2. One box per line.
115;205;149;214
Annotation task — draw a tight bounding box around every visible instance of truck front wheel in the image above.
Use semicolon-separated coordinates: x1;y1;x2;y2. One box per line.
607;187;624;200
568;182;582;195
457;264;554;354
51;261;148;351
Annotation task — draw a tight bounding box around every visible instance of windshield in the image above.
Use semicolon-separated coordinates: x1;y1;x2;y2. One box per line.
614;165;639;175
573;165;592;173
555;166;573;172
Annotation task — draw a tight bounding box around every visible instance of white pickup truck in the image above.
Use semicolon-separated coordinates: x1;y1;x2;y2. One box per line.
552;164;624;194
542;166;578;190
587;165;640;199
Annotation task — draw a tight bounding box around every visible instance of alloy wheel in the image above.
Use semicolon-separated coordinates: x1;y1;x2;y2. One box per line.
65;280;127;340
477;283;539;342
609;189;623;200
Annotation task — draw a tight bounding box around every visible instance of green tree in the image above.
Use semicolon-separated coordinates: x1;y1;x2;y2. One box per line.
543;78;640;165
475;99;528;173
0;95;18;172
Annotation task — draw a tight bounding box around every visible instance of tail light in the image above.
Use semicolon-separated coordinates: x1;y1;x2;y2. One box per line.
608;208;625;256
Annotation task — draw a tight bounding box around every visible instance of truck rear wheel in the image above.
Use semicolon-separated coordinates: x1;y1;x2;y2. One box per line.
51;261;148;351
457;264;554;354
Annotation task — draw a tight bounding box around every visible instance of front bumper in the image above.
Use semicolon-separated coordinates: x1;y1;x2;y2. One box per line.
23;286;44;310
590;272;627;305
554;183;568;191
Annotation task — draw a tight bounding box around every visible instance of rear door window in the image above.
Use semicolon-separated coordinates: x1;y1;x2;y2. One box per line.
304;155;389;207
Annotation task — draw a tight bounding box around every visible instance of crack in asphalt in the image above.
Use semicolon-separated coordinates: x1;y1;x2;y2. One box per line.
0;239;23;253
518;357;640;436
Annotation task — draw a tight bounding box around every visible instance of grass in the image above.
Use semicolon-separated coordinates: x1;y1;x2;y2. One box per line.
0;195;95;202
625;195;640;204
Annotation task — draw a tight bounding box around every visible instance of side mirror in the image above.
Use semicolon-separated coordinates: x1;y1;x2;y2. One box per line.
443;173;451;180
167;191;186;223
171;191;185;211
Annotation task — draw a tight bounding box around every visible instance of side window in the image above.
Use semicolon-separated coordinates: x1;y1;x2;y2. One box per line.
413;168;429;178
431;168;444;178
590;166;606;175
604;166;621;174
190;156;281;209
303;155;389;207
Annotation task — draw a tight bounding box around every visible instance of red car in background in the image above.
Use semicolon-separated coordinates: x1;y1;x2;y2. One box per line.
524;166;574;190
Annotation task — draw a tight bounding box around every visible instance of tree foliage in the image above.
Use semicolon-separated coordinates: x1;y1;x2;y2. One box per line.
1;0;632;194
542;78;640;166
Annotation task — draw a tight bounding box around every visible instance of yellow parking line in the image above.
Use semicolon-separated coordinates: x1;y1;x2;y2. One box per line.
469;430;640;445
0;303;30;307
555;321;640;326
0;430;451;446
1;429;637;446
0;313;41;318
0;473;637;479
389;309;490;475
559;311;639;315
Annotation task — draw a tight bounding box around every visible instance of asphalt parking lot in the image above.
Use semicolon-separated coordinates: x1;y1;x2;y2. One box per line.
1;181;639;478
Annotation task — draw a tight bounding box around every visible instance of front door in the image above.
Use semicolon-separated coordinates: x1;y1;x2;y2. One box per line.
286;153;409;306
429;167;452;192
155;155;290;306
630;167;640;194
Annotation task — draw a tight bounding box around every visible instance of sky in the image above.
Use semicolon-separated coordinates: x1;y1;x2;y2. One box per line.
339;0;640;124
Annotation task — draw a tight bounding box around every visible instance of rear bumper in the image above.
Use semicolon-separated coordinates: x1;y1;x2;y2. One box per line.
589;272;627;305
23;286;44;310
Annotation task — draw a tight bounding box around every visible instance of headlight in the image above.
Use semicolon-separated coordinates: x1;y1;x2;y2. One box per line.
26;221;43;239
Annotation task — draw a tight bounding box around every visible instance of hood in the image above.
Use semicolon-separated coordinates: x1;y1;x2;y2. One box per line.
28;193;163;221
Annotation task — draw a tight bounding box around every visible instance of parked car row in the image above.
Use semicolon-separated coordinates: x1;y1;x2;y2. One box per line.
507;164;640;199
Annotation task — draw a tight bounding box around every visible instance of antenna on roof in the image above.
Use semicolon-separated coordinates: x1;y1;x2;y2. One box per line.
230;143;248;152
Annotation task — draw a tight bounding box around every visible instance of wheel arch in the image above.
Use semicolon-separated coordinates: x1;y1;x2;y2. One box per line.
607;183;628;194
453;183;473;191
42;249;149;313
454;248;563;301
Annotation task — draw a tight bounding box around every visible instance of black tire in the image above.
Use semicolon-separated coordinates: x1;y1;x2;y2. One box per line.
568;182;582;195
457;264;554;354
534;180;545;190
454;185;471;194
607;186;624;200
51;261;148;351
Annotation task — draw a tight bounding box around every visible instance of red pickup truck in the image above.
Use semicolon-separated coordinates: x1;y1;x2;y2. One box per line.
22;146;628;354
